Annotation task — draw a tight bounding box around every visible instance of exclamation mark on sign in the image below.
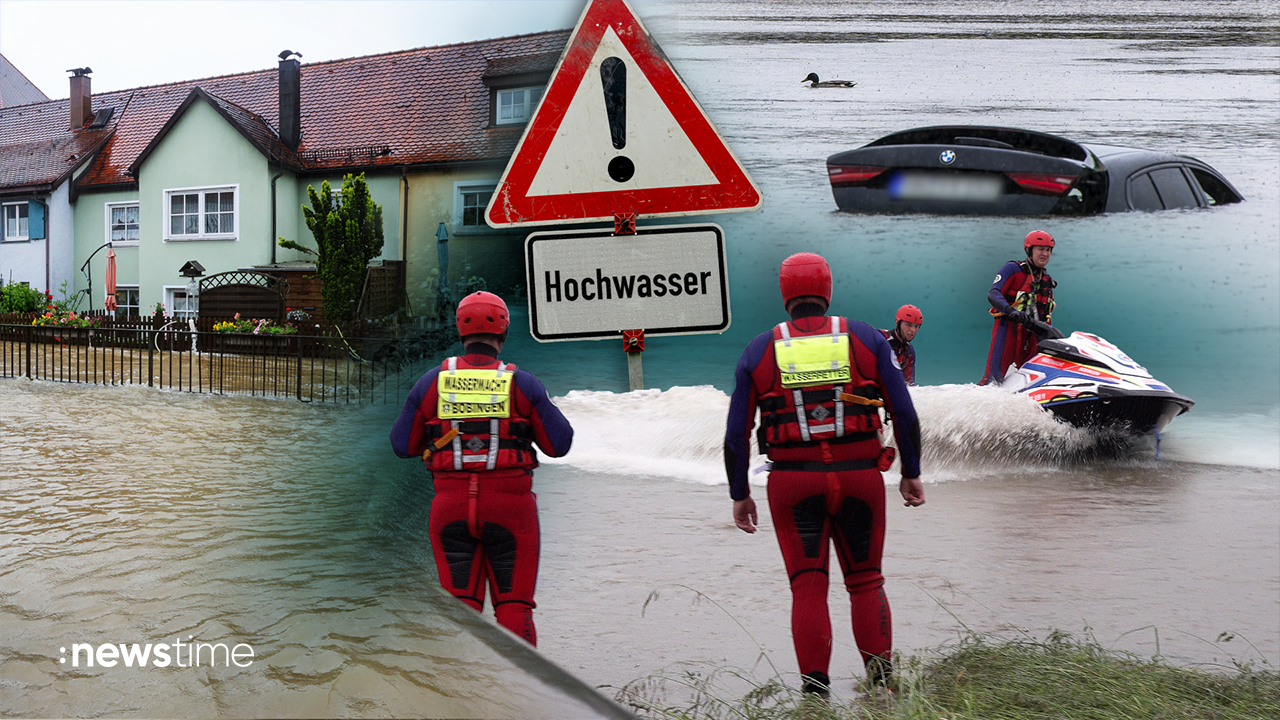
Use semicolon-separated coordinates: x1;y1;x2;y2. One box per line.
601;56;634;183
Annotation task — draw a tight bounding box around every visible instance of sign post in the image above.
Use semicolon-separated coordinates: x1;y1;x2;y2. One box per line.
622;330;645;391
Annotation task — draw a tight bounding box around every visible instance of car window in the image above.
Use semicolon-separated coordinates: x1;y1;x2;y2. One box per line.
1127;173;1163;211
1189;168;1242;206
1149;167;1200;209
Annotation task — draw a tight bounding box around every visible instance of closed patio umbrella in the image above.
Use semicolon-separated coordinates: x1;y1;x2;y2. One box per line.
104;247;117;313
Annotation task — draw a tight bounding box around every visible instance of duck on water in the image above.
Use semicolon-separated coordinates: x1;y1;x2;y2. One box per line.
802;72;856;87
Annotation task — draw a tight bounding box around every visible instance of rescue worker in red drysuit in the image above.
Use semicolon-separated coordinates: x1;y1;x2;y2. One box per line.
980;230;1057;385
879;304;922;386
390;292;573;646
724;252;925;696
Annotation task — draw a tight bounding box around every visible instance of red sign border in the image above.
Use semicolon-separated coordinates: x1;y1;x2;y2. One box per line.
487;0;761;228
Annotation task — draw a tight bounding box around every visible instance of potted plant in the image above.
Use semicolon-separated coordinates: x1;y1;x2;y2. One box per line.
211;313;299;354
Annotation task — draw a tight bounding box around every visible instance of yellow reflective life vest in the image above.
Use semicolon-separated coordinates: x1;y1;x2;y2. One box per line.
425;357;536;473
774;321;852;388
756;317;884;451
437;366;513;419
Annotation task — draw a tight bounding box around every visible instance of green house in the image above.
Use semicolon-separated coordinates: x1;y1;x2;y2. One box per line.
2;32;569;320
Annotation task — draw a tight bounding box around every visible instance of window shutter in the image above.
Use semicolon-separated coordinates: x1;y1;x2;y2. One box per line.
27;200;46;240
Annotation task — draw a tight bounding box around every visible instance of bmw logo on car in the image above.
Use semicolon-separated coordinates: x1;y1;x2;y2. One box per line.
940;150;956;164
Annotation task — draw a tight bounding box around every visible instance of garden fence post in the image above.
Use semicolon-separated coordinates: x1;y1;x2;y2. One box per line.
296;335;304;401
25;325;32;379
147;331;154;387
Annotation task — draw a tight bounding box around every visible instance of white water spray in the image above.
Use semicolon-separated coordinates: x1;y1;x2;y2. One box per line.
544;384;1277;485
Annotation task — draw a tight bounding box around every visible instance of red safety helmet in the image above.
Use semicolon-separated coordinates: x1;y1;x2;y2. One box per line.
1024;229;1055;251
779;252;832;306
896;304;923;325
456;291;510;337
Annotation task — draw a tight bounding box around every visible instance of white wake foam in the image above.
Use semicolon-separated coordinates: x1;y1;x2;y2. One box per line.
544;385;1279;485
543;385;741;485
906;383;1123;481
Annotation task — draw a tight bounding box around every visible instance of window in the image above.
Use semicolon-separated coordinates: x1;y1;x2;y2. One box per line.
106;202;139;244
1189;167;1242;206
114;286;139;318
1148;167;1199;209
453;182;496;233
3;202;29;241
1126;173;1162;211
1130;166;1203;211
496;86;543;125
164;186;237;240
165;287;198;319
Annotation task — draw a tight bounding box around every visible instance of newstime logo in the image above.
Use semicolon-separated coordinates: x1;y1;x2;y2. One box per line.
59;637;254;668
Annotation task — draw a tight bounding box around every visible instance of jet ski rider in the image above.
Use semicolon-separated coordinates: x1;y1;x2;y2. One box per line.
724;252;925;696
880;304;922;386
980;230;1057;386
390;291;573;646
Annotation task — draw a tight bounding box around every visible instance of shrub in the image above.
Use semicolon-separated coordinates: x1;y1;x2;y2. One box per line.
1;283;47;313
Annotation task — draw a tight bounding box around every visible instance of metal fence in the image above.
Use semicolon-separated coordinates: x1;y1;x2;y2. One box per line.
0;322;457;405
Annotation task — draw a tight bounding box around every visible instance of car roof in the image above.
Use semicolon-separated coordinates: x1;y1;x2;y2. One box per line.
1081;143;1208;175
864;126;1089;162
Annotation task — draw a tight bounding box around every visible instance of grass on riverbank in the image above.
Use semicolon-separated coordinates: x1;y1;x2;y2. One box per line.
616;631;1280;720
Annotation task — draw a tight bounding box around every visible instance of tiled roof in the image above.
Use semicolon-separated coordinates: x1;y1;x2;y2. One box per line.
71;30;571;188
0;53;50;108
127;88;303;175
484;52;562;79
0;92;126;191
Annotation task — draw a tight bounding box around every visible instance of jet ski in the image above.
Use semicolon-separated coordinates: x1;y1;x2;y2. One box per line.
1001;321;1194;435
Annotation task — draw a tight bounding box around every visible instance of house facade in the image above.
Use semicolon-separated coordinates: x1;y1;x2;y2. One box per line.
0;70;117;300
0;32;568;319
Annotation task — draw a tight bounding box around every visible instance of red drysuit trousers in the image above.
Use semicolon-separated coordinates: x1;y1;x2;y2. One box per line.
767;467;892;679
429;470;540;645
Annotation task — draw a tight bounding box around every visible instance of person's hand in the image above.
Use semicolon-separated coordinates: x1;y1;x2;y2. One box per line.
733;498;758;533
1005;309;1030;326
900;477;925;507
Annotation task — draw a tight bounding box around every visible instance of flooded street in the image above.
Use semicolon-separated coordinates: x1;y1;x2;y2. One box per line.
3;0;1278;716
0;381;625;718
3;379;1277;712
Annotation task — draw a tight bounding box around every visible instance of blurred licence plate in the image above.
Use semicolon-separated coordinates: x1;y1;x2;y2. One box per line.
888;172;1003;202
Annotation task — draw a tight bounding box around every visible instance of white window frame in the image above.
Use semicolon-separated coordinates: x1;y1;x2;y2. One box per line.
105;201;140;246
163;184;239;241
3;202;29;242
113;285;140;318
452;181;497;235
495;85;543;126
164;286;199;319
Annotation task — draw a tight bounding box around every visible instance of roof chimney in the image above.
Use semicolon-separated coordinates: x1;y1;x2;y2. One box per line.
67;67;93;130
277;51;301;150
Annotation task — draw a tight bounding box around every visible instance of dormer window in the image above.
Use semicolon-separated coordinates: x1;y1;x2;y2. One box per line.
496;86;543;125
483;52;558;128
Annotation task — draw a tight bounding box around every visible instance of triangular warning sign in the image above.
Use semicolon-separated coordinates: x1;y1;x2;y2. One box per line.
486;0;761;228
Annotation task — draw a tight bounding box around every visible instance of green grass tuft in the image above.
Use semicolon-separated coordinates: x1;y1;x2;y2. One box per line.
617;631;1280;720
920;631;1280;720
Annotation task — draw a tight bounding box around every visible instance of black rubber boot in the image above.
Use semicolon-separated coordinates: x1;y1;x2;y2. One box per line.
865;655;894;688
800;670;831;696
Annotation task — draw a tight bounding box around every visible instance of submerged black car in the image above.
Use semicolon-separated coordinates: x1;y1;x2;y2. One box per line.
826;126;1243;215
